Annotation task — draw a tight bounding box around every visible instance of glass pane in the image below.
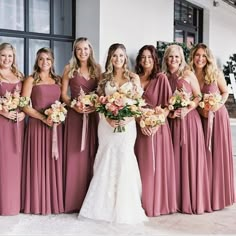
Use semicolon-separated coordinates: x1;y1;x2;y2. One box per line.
53;0;72;36
29;0;50;33
175;30;184;43
54;41;72;75
28;39;50;74
187;6;193;25
181;2;188;24
0;0;24;30
174;0;181;21
187;33;195;48
0;36;24;73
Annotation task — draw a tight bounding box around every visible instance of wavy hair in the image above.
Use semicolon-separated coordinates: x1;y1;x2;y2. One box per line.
68;37;100;79
135;45;160;79
0;42;24;80
162;44;189;77
189;43;219;84
31;47;60;85
97;43;130;95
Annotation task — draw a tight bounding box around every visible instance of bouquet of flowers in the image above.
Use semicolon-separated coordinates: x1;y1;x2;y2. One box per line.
139;106;165;128
198;93;222;111
70;87;98;110
0;87;30;113
96;91;145;132
44;100;67;123
168;89;194;111
44;100;67;160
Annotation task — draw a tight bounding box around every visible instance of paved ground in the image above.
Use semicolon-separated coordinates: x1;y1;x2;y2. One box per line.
0;120;236;236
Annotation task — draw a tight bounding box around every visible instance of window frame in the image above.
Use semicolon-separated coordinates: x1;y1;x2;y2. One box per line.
0;0;76;75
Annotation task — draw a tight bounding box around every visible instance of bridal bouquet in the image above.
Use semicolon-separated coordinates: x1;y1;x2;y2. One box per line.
168;89;194;111
70;87;98;109
96;91;145;132
198;93;222;111
139;106;166;128
44;100;67;160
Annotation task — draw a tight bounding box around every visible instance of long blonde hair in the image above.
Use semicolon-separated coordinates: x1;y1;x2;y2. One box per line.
189;43;219;84
97;43;130;95
68;37;100;79
162;44;189;77
0;42;24;80
31;47;60;85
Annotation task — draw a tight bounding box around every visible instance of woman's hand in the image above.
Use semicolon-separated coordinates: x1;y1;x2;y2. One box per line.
16;112;26;122
141;125;160;136
106;117;133;128
42;116;53;127
141;126;152;136
73;105;95;114
1;110;17;121
169;109;181;119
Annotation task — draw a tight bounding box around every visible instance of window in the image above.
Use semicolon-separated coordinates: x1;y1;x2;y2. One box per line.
0;0;75;75
174;0;203;47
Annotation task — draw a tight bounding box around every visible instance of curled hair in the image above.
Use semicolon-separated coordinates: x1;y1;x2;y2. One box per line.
162;44;189;76
189;43;219;84
135;45;160;79
31;47;60;85
97;43;130;95
68;37;100;79
0;42;24;80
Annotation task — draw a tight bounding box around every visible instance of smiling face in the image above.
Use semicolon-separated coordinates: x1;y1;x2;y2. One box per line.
0;48;14;69
166;48;181;72
193;48;207;70
111;48;126;70
75;41;90;62
140;49;154;70
37;52;52;72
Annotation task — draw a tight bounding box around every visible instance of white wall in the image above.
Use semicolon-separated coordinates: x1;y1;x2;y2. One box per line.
99;0;174;68
76;0;236;70
76;0;100;61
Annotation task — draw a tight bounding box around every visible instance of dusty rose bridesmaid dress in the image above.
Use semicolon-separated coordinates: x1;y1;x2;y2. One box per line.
0;81;24;215
167;73;212;214
64;73;99;213
21;84;64;214
201;82;235;210
135;73;177;216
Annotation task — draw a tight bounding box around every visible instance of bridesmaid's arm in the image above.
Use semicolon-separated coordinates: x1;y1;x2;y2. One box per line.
61;65;72;107
21;77;51;126
180;71;201;118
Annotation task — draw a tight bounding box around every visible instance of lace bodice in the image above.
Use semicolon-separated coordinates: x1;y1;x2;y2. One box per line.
104;80;143;96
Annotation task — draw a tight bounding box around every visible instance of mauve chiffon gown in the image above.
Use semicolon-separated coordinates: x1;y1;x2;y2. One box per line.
135;73;177;216
64;73;99;213
21;84;64;214
0;81;24;215
167;73;212;214
201;82;235;210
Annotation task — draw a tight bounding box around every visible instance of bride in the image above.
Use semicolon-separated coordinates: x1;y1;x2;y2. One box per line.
78;43;147;224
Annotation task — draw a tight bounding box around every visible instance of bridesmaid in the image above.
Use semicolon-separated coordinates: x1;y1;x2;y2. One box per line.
134;45;177;216
189;43;235;210
61;37;101;213
21;47;64;214
162;44;212;214
0;43;25;215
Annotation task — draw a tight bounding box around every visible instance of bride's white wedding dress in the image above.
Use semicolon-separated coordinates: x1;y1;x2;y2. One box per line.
79;81;147;224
